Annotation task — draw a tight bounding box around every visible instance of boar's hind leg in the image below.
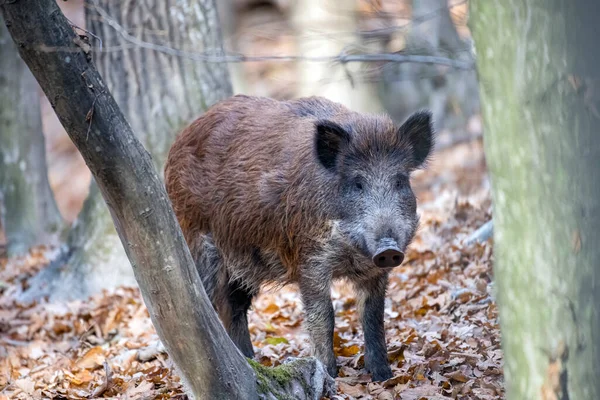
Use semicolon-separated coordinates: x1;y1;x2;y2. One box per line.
192;233;224;305
356;273;393;381
225;280;256;358
299;269;337;377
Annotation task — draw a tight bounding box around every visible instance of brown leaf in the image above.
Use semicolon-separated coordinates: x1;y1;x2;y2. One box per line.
76;346;105;370
338;381;368;397
339;344;360;357
446;369;469;383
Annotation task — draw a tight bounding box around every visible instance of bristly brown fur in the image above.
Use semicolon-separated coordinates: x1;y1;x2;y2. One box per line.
164;94;432;380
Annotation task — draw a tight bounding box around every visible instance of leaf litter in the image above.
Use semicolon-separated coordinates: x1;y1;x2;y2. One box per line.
0;140;503;399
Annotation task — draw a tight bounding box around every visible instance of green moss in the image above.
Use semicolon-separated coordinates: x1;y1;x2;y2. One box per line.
247;358;308;400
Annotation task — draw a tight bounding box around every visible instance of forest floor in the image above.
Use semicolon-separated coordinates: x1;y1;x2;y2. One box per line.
0;139;503;400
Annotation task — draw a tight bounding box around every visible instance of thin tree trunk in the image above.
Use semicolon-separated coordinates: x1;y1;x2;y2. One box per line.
0;21;63;256
471;1;600;398
379;0;478;132
24;0;233;301
0;2;334;398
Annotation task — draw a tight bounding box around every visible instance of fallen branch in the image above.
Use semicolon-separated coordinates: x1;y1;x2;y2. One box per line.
465;220;493;246
91;361;112;397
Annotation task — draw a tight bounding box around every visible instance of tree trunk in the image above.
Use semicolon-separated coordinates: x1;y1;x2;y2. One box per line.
87;0;232;169
379;0;479;133
1;2;334;398
290;0;383;113
24;0;233;301
0;21;63;256
470;1;600;399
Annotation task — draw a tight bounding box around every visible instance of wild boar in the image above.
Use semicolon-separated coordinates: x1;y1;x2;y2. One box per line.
164;95;433;381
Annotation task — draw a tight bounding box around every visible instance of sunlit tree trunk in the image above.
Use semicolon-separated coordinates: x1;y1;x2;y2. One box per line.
291;0;383;113
25;0;232;301
0;21;62;256
471;1;600;398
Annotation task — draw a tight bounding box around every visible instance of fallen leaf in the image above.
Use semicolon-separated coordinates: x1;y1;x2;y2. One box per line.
76;346;105;370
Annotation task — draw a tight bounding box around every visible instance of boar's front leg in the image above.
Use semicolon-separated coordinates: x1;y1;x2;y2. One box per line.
357;273;393;381
299;266;337;377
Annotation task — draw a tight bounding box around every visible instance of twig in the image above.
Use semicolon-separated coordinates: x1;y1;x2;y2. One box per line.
65;16;103;51
465;220;494;246
0;337;29;346
450;351;482;359
91;361;112;397
358;0;469;37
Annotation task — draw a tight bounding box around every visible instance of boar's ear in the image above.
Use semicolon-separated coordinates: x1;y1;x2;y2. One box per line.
398;111;434;169
314;120;351;171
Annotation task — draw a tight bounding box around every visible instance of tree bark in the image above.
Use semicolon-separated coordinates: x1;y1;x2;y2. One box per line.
87;0;232;169
0;20;63;256
25;0;233;301
1;2;335;398
471;1;600;398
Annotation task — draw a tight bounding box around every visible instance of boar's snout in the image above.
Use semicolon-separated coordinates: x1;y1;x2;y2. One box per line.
372;238;404;268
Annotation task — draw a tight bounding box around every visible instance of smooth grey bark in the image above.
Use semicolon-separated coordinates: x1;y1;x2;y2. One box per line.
25;0;233;301
0;2;334;398
0;21;63;256
378;0;479;132
471;1;600;398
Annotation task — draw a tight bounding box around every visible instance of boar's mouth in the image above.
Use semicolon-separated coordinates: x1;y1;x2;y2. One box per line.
372;238;404;268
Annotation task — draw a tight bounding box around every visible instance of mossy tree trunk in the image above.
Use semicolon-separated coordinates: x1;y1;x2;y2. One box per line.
0;21;63;256
24;0;233;301
470;1;600;398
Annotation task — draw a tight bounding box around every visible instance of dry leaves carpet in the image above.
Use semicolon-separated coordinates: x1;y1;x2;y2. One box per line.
0;140;502;399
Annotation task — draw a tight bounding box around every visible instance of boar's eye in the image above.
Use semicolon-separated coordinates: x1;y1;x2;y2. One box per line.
395;175;409;189
353;177;364;192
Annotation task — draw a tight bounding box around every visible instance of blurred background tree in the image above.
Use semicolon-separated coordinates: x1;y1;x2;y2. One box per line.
0;22;63;257
18;0;232;301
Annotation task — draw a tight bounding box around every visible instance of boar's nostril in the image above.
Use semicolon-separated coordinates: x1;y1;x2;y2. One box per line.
372;248;404;268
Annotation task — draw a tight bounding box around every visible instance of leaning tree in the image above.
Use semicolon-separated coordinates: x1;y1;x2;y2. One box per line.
0;1;334;399
471;1;600;398
24;0;232;301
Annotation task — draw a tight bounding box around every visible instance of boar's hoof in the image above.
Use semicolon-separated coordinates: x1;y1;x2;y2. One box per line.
370;365;393;382
326;362;338;379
